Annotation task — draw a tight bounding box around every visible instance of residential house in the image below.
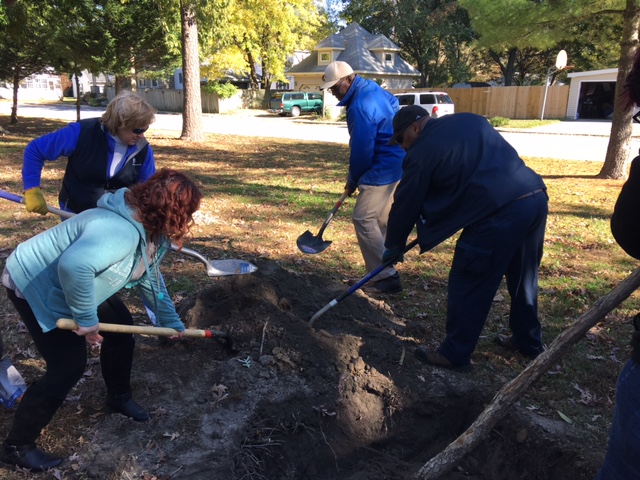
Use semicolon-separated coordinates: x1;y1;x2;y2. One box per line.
0;70;63;101
286;22;420;117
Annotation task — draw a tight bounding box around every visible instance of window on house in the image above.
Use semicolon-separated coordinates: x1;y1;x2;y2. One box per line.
320;53;330;62
385;53;392;63
151;79;159;88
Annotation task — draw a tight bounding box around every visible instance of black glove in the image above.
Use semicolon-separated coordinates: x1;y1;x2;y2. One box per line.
382;247;404;265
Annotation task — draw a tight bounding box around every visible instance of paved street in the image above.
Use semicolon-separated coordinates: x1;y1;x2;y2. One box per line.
3;101;640;162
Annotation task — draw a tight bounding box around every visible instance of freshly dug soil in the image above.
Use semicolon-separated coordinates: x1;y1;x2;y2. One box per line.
0;260;601;479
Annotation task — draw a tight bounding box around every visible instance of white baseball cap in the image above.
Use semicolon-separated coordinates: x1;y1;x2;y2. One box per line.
321;61;354;90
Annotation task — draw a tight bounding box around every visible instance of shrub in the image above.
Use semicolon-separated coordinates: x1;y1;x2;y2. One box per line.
203;81;238;99
489;116;510;127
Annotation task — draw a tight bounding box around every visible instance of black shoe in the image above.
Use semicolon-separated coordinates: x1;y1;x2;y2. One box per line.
362;274;402;295
494;334;542;359
494;334;519;352
414;346;473;373
0;443;63;471
106;394;150;422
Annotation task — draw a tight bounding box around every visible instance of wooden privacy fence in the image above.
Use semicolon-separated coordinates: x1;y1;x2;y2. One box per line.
106;88;264;114
389;85;570;120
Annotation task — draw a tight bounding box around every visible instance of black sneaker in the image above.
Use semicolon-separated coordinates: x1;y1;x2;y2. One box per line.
361;274;402;295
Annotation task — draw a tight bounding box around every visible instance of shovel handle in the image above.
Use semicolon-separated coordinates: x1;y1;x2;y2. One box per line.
56;318;227;339
0;189;73;218
317;191;349;237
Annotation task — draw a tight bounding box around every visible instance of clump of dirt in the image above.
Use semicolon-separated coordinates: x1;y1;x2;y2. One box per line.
0;261;601;479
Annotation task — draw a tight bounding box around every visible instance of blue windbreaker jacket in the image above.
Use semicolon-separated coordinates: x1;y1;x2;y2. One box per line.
338;76;404;188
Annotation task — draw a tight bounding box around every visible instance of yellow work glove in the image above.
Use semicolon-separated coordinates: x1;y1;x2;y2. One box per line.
24;187;49;215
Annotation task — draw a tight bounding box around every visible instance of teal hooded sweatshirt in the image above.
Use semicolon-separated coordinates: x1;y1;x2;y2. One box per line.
6;188;184;333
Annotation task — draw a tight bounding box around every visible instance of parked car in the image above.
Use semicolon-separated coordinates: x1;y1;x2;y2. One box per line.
394;92;455;118
269;91;323;117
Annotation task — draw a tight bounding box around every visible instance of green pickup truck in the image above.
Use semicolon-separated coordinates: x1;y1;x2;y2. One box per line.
269;91;323;117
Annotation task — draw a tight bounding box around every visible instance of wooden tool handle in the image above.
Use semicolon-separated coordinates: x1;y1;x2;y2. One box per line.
56;318;217;338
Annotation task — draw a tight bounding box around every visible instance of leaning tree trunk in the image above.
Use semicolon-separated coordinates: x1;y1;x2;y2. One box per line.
180;0;204;142
598;0;640;179
414;267;640;479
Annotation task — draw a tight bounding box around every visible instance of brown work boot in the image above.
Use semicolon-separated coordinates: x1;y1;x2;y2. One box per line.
361;274;402;295
414;346;473;373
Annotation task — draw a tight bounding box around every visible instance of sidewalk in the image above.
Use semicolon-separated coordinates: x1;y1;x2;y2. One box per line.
496;119;640;138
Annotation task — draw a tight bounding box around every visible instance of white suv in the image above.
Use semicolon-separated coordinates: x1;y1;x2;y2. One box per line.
394;92;455;118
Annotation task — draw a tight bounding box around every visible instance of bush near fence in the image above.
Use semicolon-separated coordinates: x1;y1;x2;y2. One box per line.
389;85;569;120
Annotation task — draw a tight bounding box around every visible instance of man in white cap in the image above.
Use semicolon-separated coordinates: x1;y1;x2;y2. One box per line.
322;60;405;294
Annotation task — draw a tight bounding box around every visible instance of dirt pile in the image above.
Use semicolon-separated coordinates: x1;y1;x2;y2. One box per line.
0;261;601;479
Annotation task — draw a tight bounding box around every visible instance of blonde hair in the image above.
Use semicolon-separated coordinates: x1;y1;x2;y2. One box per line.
100;90;156;135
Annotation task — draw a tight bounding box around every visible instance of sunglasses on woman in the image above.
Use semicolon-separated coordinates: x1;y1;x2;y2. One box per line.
132;127;148;135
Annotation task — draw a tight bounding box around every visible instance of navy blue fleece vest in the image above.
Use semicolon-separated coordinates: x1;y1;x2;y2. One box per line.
59;118;149;213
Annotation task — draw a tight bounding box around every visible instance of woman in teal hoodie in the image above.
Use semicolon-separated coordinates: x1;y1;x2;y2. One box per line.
0;168;202;472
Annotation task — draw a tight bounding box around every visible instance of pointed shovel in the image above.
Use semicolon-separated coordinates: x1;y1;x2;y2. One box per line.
0;189;257;278
297;191;348;254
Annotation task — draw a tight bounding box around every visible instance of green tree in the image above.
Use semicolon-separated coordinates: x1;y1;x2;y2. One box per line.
460;0;624;85
0;1;55;123
207;0;321;100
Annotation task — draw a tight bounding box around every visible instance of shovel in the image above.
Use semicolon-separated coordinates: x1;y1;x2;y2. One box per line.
57;318;228;340
309;238;419;326
0;189;257;278
297;191;348;254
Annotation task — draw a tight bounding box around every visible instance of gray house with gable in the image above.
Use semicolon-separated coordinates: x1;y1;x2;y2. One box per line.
287;23;420;91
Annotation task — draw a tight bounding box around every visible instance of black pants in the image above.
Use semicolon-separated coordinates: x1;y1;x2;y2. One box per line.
4;288;135;446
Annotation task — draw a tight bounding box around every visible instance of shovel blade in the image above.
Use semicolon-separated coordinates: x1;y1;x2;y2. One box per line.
296;230;332;254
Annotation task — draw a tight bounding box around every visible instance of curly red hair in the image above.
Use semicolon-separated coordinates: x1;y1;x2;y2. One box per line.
620;49;640;112
125;169;202;248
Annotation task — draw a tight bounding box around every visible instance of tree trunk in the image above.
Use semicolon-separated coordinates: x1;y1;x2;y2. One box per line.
10;70;19;124
180;0;204;142
598;0;640;180
490;48;517;87
247;51;260;90
74;74;81;122
114;75;123;95
413;266;640;480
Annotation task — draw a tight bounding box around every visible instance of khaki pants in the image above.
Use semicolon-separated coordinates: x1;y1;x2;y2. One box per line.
352;182;399;280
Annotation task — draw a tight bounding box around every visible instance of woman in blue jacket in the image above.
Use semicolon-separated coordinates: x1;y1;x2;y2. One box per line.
1;169;202;472
22;89;157;215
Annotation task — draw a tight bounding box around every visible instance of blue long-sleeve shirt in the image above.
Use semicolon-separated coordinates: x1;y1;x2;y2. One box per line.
22;121;155;192
337;76;404;188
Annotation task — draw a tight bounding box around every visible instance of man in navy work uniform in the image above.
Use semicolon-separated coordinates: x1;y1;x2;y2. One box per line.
322;60;405;295
383;106;548;372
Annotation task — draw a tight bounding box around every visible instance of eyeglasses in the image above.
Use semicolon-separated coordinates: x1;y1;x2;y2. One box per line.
395;133;405;145
329;77;346;92
132;127;148;135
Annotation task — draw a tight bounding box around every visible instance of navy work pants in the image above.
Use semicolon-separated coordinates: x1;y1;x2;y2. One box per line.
596;360;640;479
438;190;548;366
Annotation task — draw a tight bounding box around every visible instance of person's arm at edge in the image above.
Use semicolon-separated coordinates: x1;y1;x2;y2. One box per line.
22;123;81;190
385;155;427;250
